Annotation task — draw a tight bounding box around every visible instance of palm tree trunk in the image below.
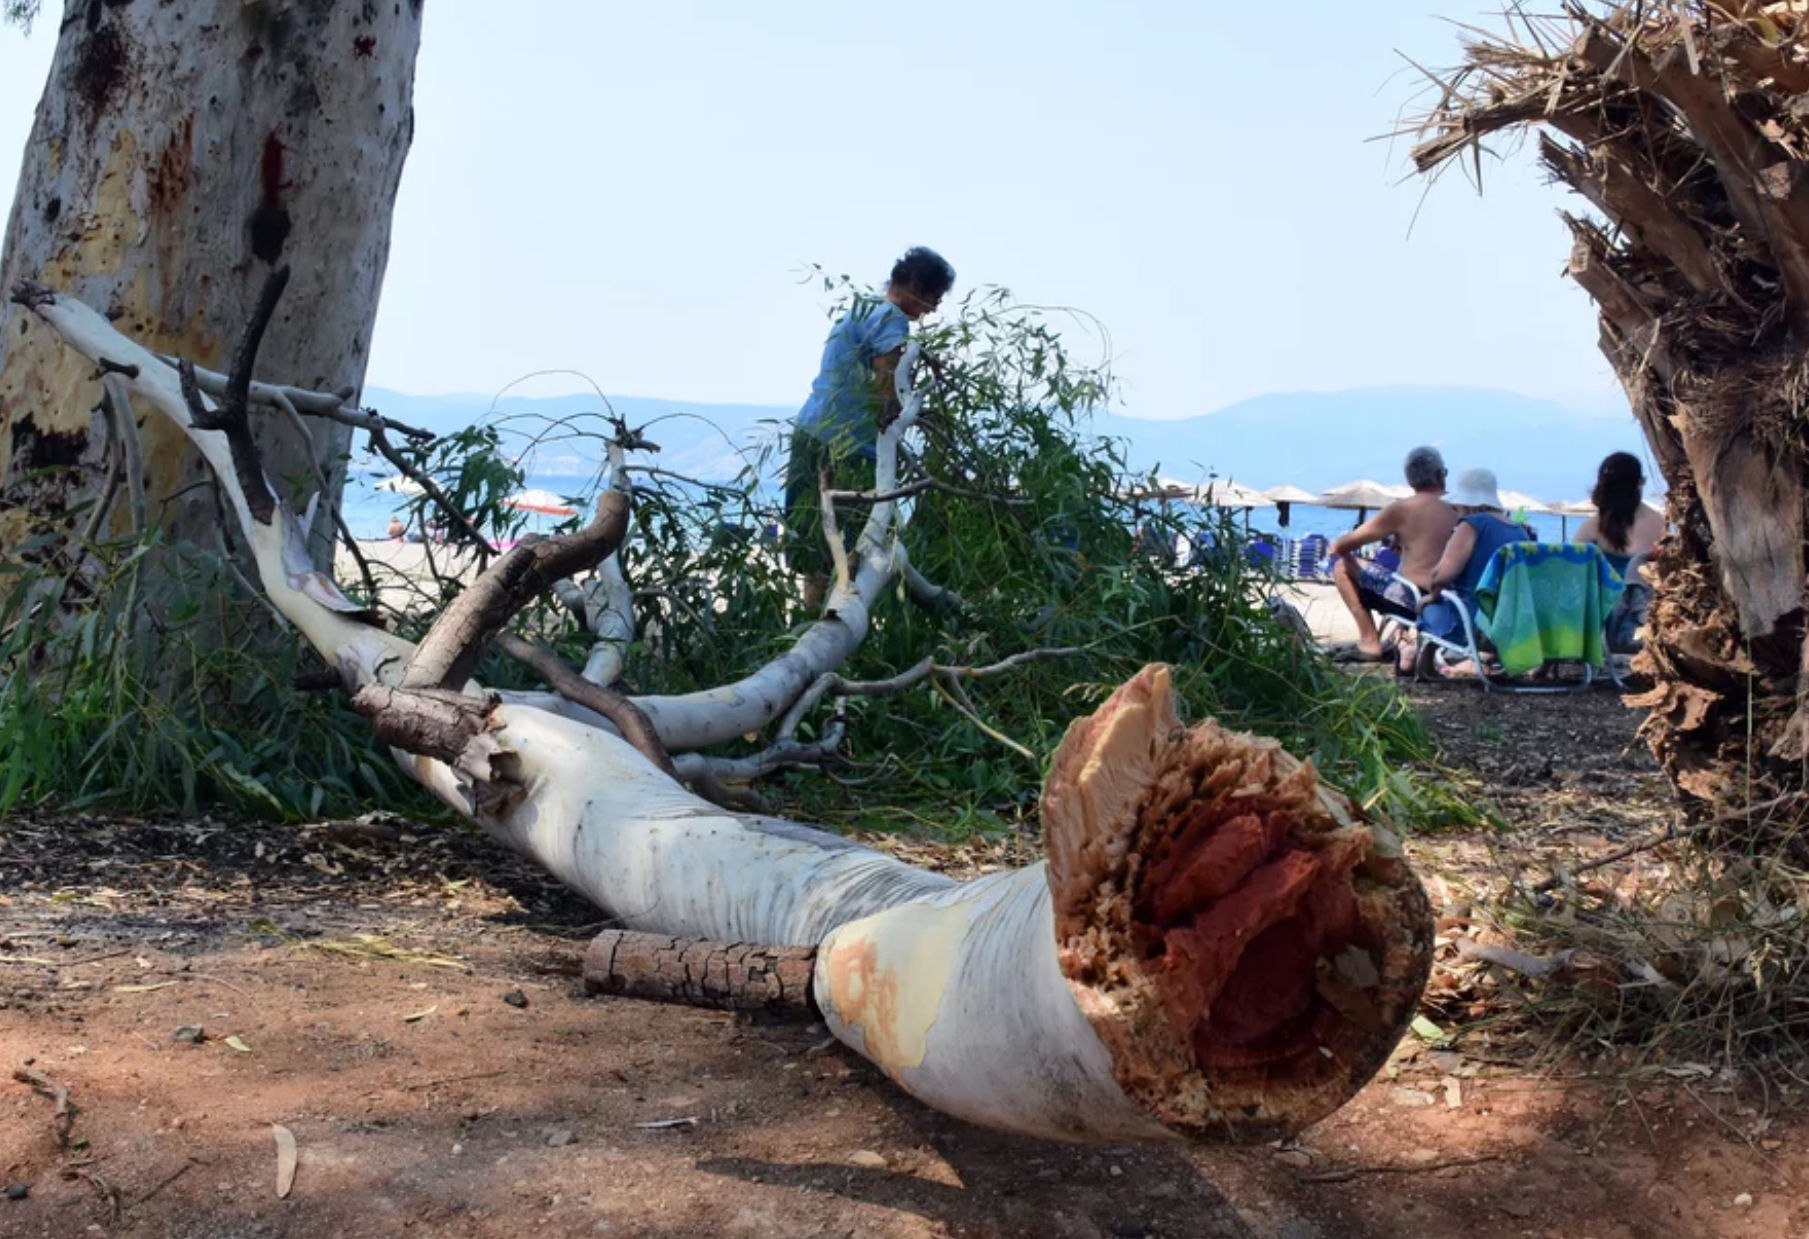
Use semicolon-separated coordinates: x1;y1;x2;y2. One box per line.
1416;4;1809;841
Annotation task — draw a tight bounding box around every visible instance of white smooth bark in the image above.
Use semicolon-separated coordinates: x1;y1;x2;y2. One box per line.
632;350;923;750
554;440;635;687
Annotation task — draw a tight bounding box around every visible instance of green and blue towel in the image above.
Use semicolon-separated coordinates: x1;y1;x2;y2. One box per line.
1475;543;1624;677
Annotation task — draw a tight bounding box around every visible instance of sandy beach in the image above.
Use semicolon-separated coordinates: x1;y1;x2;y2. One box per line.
340;538;1363;648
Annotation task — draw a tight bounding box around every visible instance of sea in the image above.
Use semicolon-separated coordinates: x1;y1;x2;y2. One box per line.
340;468;606;541
339;466;1578;549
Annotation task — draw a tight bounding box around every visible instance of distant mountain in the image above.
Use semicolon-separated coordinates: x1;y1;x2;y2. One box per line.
1093;387;1648;503
360;384;1646;506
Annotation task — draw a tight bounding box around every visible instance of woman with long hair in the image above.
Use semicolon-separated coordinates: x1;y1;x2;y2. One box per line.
1577;451;1665;652
1576;451;1664;575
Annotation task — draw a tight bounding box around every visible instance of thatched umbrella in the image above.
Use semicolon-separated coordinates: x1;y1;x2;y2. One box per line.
1319;479;1410;525
1549;497;1597;541
1498;488;1553;515
1197;479;1276;510
1264;483;1320;528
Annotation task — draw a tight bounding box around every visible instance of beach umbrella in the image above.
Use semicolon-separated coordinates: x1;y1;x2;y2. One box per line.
1497;490;1555;533
1319;478;1409;524
503;488;578;517
374;473;424;496
1550;495;1667;537
1263;483;1319;529
1116;478;1195;503
1497;489;1553;515
1550;498;1597;540
1197;479;1275;510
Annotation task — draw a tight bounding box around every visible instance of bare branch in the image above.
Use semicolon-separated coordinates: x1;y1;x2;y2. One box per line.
162;356;433;442
365;425;494;556
934;675;1037;761
266;386;378;606
818;467;853;599
669;726;848;783
404;492;631;692
900;559;965;614
560;435;637;686
99;375;147;535
825;476;1029;506
496;632;673;776
179;267;293;525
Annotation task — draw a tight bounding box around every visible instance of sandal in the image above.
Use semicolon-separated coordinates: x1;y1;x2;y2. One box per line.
1333;643;1397;665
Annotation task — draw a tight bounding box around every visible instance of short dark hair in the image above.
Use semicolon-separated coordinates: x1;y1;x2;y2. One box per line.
891;247;955;300
1403;445;1446;490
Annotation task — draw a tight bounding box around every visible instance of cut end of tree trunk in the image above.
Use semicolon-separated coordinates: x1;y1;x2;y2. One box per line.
1043;665;1433;1141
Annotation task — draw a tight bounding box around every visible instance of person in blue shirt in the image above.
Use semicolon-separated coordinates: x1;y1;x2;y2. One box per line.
785;247;956;609
1418;466;1537;653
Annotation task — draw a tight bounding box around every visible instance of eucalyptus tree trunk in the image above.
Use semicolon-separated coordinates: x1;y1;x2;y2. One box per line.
0;0;421;572
1416;4;1809;844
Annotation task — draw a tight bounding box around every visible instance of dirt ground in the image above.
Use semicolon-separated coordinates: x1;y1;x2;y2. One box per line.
3;681;1804;1239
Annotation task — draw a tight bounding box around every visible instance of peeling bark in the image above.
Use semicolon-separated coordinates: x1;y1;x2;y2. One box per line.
583;930;819;1016
0;0;422;574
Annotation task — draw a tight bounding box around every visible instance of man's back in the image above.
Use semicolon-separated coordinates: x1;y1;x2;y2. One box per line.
1390;492;1459;588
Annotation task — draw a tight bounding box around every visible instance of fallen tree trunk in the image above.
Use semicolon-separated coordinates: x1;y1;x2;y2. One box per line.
395;665;1431;1141
14;280;1434;1144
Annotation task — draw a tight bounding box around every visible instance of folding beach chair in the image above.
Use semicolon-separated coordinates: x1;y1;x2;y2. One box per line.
1606;552;1652;654
1390;542;1625;693
1295;533;1330;581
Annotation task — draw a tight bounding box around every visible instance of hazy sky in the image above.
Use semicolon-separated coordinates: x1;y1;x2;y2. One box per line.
0;3;1623;420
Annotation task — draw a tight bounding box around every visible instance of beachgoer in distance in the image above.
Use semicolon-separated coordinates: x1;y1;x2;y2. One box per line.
386;515;405;541
1328;446;1458;668
784;246;956;611
1574;451;1664;575
1575;450;1664;651
1418;466;1536;648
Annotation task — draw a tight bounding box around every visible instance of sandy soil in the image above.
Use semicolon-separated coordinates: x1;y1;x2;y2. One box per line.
2;687;1801;1238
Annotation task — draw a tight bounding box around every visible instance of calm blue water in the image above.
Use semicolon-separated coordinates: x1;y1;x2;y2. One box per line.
340;467;1579;551
1243;505;1572;546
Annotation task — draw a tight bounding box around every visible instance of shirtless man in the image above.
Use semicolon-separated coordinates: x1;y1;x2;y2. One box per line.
1329;446;1458;667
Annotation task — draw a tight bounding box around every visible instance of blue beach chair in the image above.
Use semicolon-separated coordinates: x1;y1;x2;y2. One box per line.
1391;542;1625;693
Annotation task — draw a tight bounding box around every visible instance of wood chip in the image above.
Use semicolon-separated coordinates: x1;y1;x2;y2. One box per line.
272;1124;297;1198
223;1035;252;1053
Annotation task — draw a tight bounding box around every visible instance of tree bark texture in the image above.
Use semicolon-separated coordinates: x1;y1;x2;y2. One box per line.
0;0;422;569
583;930;819;1015
1414;5;1809;843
